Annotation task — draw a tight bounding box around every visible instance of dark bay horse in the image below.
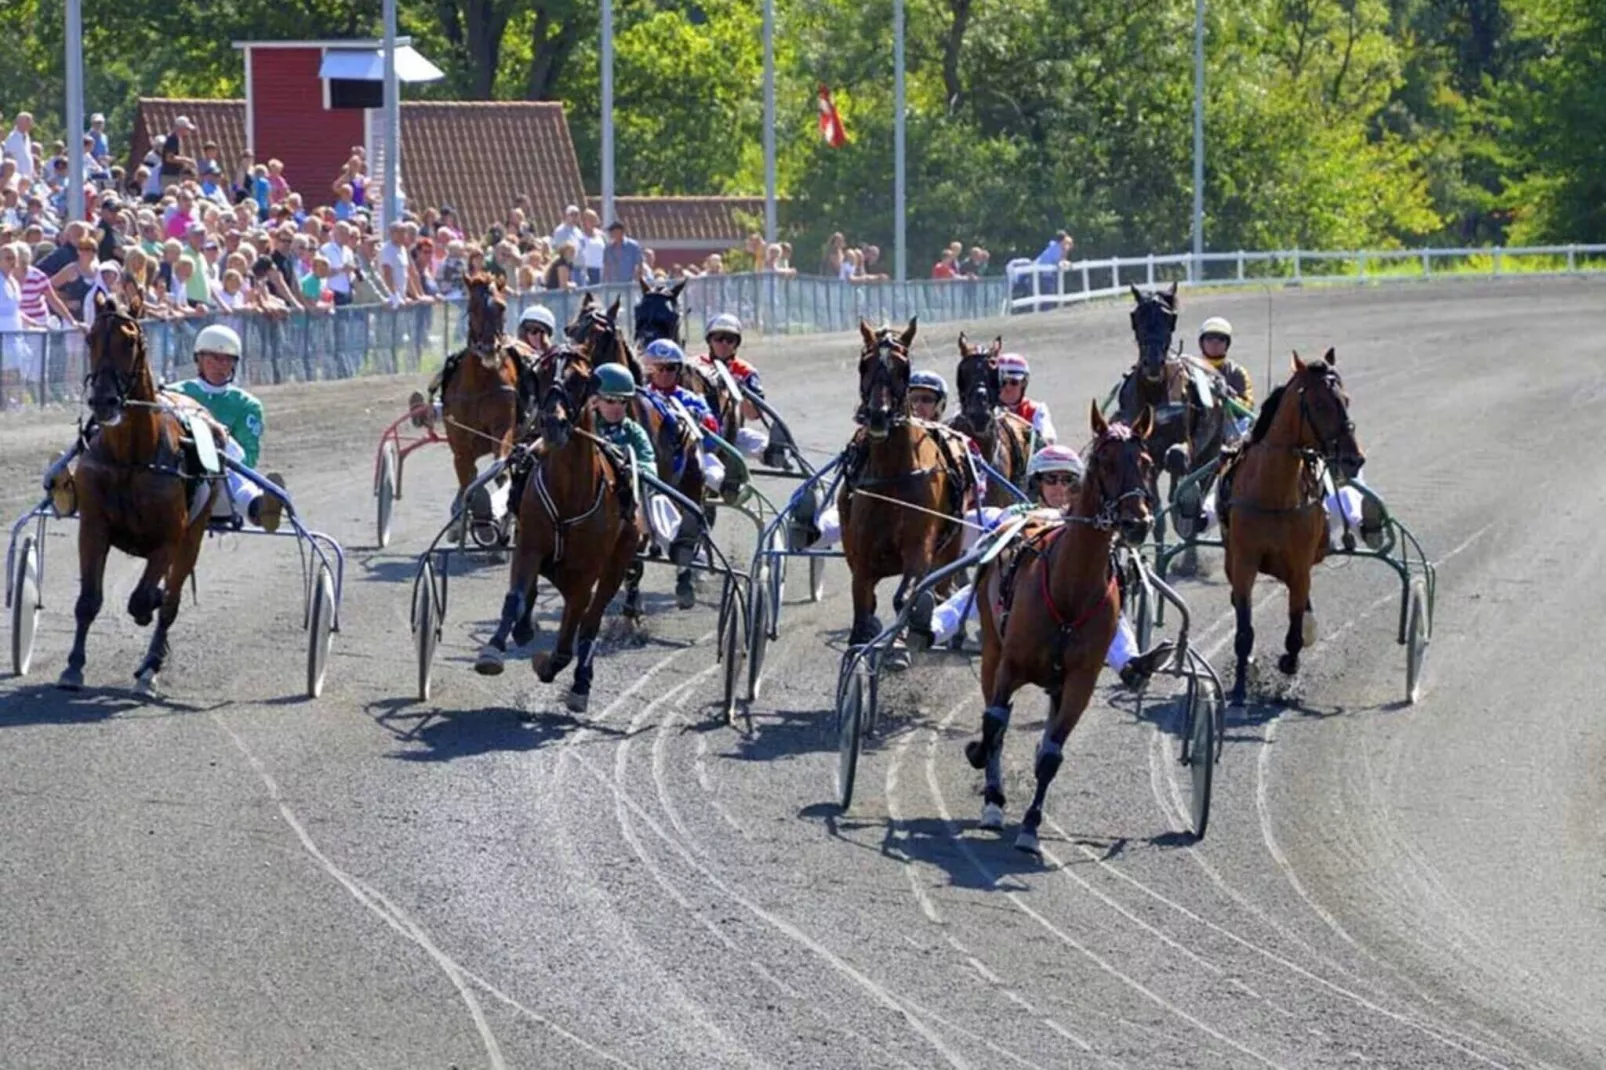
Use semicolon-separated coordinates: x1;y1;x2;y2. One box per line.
1115;283;1226;522
966;402;1156;852
474;347;640;711
438;274;532;516
633;277;685;348
1217;350;1363;708
949;333;1032;506
840;318;974;647
60;292;218;693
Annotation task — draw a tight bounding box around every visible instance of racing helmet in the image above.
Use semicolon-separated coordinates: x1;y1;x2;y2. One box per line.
643;338;686;367
519;304;557;336
194;323;243;360
996;352;1030;386
1199;316;1233;353
595;363;637;400
704;313;743;344
908;370;949;415
1026;444;1083;498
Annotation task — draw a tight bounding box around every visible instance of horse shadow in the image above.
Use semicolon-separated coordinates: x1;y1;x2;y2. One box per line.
0;682;220;726
368;694;627;762
357;551;507;586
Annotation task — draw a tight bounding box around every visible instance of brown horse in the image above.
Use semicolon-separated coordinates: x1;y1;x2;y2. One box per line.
840;318;975;648
1216;350;1364;708
59;292;219;693
435;274;532;513
473;346;640;711
570;296;708;614
963;402;1156;852
949;333;1033;505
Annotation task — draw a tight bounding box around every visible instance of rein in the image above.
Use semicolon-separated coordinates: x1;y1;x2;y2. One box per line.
848;488;987;530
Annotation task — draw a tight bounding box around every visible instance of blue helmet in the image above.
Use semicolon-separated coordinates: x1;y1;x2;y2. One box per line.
643;338;685;366
909;369;948;401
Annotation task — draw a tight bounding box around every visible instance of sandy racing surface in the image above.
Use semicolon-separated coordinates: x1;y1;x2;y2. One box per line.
3;277;1604;1068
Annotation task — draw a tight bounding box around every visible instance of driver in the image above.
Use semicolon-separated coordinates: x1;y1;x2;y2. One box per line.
640;338;728;495
1197;316;1255;440
996;352;1057;445
908;444;1175;690
173;324;284;532
697;313;775;460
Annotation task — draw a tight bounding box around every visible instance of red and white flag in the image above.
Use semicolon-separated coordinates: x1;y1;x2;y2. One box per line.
817;84;847;148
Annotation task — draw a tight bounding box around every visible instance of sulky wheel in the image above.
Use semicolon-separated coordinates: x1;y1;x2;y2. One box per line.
413;558;439;702
305;564;335;698
747;564;772;702
718;578;746;724
835;655;869;812
10;535;42;677
1406;578;1429;705
376;442;398;549
1188;679;1220;839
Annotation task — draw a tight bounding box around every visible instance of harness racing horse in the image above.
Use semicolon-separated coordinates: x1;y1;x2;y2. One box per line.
1115;283;1226;538
965;402;1156;852
59;292;221;693
570;295;707;616
436;273;537;523
474;347;640;711
840;318;975;649
1215;350;1364;708
633;277;686;347
948;333;1032;506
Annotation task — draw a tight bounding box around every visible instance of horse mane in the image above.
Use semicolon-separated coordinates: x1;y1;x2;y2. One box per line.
1250;386;1285;443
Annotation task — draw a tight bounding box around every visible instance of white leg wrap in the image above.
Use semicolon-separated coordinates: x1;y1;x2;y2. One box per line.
1106;613;1138;671
735;426;767;457
931;584;978;644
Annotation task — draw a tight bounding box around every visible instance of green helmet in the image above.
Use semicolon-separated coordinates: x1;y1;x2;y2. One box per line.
595;363;636;399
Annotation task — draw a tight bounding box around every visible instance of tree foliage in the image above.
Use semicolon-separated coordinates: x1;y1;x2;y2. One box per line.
2;0;1600;257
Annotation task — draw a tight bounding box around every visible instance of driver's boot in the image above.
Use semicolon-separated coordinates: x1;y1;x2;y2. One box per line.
248;472;287;533
47;452;77;517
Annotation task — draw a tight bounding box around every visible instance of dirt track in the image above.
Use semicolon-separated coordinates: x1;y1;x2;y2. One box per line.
3;277;1604;1069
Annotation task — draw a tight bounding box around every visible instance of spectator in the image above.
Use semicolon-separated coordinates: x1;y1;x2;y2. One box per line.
551;204;583;254
266;158;289;206
931;248;958;279
164;189;197;240
602;220;644;284
159;116;197;183
505;206;532;241
216;268;248;311
354;233;391;304
1037;229;1074;267
17;242;78;328
839;246;862;281
378;221;409;303
248;164;271;218
199;164;231;208
702;252;726;276
861;245;888;281
49;236;98;323
410;237;440;298
579;208;605;286
4;113;36;180
762;243;795;276
959;245;991;276
778;241;794;272
198;140;222;179
87;113;109;162
332;182;356;221
820;232;846;276
544;240;577;290
38;221;86;276
94;197;124;264
438;205;463;242
438;240;468;297
320;221;355;307
180;223;213;305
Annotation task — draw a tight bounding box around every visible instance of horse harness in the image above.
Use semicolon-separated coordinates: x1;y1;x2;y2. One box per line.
992;520;1120;689
843;418;977;557
1217;377;1350;526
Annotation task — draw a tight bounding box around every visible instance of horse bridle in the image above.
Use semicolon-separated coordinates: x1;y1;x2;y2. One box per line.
1292;368;1355;465
84;308;148;410
1131;299;1176;379
634;292;681;347
1075;426;1151;532
958;350;998;423
468;285;507;356
857;332;909;427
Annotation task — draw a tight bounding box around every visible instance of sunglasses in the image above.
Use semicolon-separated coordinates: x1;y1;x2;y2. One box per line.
708;333;738;344
1038;473;1078;486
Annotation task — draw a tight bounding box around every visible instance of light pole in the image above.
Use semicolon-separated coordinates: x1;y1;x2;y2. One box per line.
383;0;401;227
65;0;84;223
762;0;776;244
1191;0;1205;280
601;0;615;226
893;0;906;282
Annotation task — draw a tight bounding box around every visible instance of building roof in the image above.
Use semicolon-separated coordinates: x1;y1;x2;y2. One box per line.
400;101;585;239
131;98;250;174
591;195;769;248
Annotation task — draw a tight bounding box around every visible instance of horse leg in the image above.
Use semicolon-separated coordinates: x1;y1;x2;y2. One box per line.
566;531;639;713
535;574;587;685
127;551;169;628
1017;674;1096;854
476;538;542;675
848;570;879;647
966;654;1022;819
59;522;111;690
620;559;645;622
1278;568;1314;676
511;571;541;646
134;522;204;695
1229;569;1257;708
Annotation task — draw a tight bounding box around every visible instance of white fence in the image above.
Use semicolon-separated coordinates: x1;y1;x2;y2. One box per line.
1005;244;1606;313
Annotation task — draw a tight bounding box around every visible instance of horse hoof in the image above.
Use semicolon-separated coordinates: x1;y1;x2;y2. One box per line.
979;802;1005;830
57;667;84;691
675;575;696;610
964;739;989;771
134;671;160;697
565;689;590;714
1277;653;1299;676
533;652;558;684
1014;829;1042;855
474;647;506;676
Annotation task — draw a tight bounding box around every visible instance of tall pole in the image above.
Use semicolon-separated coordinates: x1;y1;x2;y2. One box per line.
1191;0;1205;280
383;0;400;227
601;0;615;226
65;0;84;223
762;0;777;244
893;0;906;283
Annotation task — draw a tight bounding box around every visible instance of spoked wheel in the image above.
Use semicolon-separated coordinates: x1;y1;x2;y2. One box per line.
1405;578;1429;705
809;556;826;602
1187;678;1219;838
717;578;746;724
747;564;772;702
376;442;398;549
305;564;335;698
10;535;42;676
413;558;439;702
835;654;870;811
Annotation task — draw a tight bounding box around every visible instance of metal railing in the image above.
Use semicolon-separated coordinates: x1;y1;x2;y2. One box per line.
1004;244;1606;312
0;272;1010;409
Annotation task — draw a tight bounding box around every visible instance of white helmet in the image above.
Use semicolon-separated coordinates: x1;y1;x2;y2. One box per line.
1199;317;1233;345
705;313;743;342
194;323;242;360
1027;444;1083;481
519;304;557;335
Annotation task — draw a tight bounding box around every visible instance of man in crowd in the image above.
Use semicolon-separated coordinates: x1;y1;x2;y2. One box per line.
602;220;644;284
4;112;35;180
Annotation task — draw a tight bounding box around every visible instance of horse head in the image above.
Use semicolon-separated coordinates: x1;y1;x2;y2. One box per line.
465;273;507;367
857;318;916;439
634;277;685;347
539;344;595;451
954;332;1002;428
1289;349;1364;479
85;290;152;427
1086;400;1157;545
569;294;638;381
1129;282;1178;385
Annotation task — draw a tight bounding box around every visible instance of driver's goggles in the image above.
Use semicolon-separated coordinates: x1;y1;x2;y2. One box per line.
707;333;739;345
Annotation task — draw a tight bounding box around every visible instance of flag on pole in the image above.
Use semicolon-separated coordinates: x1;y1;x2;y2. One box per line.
817;84;847;148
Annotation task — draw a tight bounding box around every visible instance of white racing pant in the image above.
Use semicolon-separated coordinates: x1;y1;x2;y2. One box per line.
929;582;1140;669
734;426;767;458
220;437;264;522
700;449;726;490
1200;478;1366;543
